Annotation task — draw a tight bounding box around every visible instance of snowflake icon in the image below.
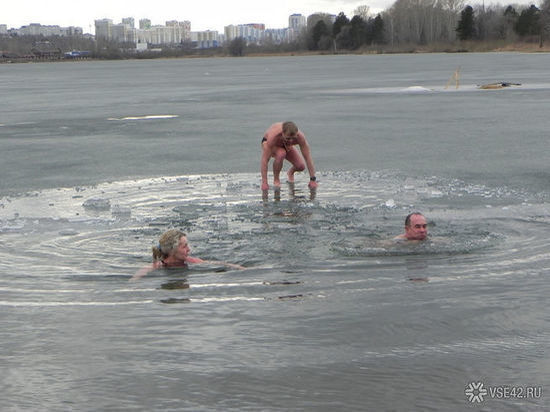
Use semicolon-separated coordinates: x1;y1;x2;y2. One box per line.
465;382;488;403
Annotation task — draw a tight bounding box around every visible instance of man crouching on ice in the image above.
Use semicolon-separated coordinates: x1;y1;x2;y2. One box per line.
260;121;318;191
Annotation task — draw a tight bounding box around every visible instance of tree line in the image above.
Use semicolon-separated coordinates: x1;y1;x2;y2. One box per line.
296;1;550;51
229;1;550;54
455;1;550;46
3;0;550;61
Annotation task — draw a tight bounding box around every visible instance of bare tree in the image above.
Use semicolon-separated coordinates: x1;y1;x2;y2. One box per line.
441;0;464;41
354;5;371;20
387;0;459;44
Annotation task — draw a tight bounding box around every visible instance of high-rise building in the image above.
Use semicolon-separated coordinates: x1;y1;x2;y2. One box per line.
288;14;306;30
196;30;219;48
265;28;289;44
288;14;306;41
166;20;191;42
111;23;136;43
136;20;191;45
246;23;265;30
224;23;265;45
224;25;239;41
95;19;113;40
139;19;151;30
3;23;83;37
122;17;135;29
96;18;135;43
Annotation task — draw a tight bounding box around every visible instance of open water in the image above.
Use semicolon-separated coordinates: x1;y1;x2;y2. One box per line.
1;53;549;411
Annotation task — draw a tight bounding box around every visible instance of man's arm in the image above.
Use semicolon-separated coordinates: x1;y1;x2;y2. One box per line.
298;138;317;188
260;143;272;190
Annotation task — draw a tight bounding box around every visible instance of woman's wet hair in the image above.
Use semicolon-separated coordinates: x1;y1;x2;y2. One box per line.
152;229;186;261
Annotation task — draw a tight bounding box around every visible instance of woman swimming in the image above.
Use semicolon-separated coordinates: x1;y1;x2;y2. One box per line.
130;229;245;280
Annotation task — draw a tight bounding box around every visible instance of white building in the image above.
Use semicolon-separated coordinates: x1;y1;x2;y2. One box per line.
95;19;135;43
11;23;83;37
166;20;191;42
95;19;113;40
111;22;135;43
224;24;265;45
224;15;306;45
195;30;220;48
265;28;289;44
0;24;9;35
288;14;306;30
288;13;306;41
224;25;239;41
96;18;190;47
136;21;191;46
139;19;151;30
122;17;135;29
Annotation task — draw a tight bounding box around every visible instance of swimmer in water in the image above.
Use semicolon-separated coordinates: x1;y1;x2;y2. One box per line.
260;121;318;191
130;229;245;280
394;212;428;241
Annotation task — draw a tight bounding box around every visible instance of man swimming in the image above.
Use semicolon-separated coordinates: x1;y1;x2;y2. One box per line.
394;212;428;241
260;121;318;191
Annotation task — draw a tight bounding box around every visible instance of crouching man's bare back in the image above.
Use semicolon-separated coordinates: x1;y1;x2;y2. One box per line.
260;121;318;191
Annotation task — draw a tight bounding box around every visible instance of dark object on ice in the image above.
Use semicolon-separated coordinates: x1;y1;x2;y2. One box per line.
478;82;521;89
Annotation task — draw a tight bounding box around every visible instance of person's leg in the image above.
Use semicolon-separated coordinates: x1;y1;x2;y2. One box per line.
272;147;287;187
284;147;305;183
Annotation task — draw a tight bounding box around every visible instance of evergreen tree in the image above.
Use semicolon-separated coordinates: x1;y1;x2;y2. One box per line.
515;5;541;37
306;13;333;50
456;6;476;40
371;14;386;45
504;5;518;18
349;15;368;48
312;20;331;50
333;12;350;37
336;26;355;49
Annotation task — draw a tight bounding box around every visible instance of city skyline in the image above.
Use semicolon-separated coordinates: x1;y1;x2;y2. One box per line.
2;0;389;34
2;0;540;35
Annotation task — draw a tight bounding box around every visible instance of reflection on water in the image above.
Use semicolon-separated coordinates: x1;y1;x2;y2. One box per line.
1;170;549;410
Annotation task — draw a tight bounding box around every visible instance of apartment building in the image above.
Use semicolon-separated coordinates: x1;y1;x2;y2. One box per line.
96;18;191;46
8;23;83;37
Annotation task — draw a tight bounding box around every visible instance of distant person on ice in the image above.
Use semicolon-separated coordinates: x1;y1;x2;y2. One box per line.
394;213;429;241
130;229;245;280
260;121;318;191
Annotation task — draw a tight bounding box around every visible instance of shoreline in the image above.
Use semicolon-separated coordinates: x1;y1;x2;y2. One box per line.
2;42;550;64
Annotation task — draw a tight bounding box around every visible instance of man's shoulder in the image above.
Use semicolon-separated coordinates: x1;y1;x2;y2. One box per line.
265;124;282;139
267;122;283;132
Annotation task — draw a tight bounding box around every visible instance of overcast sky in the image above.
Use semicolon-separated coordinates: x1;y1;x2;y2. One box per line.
2;0;537;34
